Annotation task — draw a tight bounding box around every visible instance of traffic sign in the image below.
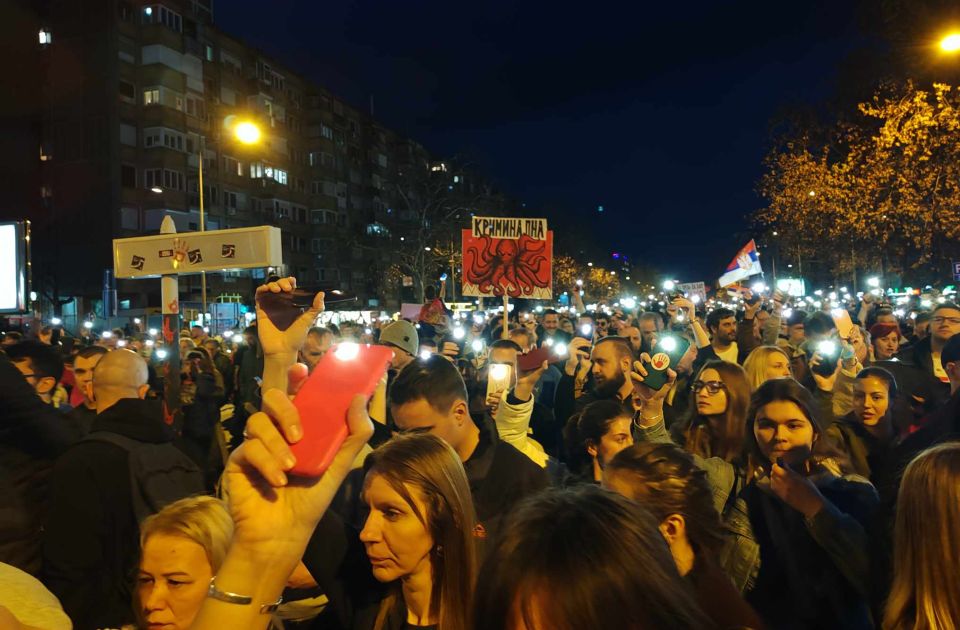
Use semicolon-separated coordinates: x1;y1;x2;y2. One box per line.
113;226;282;279
953;261;960;281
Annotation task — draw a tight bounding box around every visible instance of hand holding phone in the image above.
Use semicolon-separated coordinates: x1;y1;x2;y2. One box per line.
289;343;392;476
517;346;551;372
486;363;513;402
639;335;690;391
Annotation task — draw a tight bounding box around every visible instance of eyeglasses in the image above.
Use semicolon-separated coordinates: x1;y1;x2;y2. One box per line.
932;316;960;325
691;380;726;395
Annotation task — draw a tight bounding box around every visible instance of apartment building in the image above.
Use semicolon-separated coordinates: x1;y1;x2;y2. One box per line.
6;0;501;323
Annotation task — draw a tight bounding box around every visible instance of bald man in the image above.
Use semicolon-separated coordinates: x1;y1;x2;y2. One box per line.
43;350;202;629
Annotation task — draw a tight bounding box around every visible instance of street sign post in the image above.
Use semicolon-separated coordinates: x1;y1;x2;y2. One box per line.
113;222;283;428
113;225;282;279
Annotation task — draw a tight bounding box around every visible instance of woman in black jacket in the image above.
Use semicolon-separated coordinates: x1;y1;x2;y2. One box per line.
303;433;477;630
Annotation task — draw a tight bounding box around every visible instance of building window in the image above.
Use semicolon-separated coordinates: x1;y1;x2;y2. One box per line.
119;80;136;103
185;95;205;119
224;156;243;176
120;123;137;146
39;29;52;46
143;5;182;32
144;168;162;189
204;44;213;61
143;88;160;105
163;169;184;191
320;124;333;140
311;181;322;195
224;191;238;210
121;164;136;188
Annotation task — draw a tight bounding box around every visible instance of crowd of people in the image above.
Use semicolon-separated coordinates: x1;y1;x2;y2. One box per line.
1;276;959;629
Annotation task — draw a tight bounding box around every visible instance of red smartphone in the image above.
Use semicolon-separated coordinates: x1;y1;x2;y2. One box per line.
289;343;392;477
517;346;551;372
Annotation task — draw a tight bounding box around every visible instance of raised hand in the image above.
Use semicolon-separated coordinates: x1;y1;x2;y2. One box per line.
255;276;325;358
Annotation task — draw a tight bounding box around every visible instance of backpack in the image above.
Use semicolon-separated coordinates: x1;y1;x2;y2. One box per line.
85;432;205;522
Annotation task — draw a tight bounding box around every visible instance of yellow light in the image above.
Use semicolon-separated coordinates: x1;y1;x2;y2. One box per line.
234;121;261;144
941;33;960;52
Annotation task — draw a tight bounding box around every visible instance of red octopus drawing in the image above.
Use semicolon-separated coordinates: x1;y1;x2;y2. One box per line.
464;234;551;297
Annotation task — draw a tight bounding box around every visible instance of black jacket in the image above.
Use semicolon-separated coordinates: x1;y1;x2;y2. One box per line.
42;398;178;630
0;356;78;576
896;337;951;409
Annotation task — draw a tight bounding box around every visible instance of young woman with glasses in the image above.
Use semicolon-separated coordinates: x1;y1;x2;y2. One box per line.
673;360;752;464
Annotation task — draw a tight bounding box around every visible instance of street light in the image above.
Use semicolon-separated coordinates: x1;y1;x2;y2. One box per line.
197;119;261;331
941;33;960;52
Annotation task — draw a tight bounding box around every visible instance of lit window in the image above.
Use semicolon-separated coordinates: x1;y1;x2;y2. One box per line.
39;30;52;45
143;88;160;105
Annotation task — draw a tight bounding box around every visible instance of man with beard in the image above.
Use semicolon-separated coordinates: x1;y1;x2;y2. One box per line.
555;337;634;430
692;307;740;370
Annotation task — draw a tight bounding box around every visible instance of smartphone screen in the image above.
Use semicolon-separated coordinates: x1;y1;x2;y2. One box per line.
832;309;854;339
486;363;513;400
289;343;392;476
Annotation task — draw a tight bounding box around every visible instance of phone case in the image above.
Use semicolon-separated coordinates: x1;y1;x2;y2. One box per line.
486;363;513;399
832;310;854;339
517;347;551;372
289;343;392;477
641;337;691;391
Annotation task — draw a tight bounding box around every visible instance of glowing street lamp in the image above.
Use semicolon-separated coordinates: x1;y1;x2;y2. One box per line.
234;121;262;144
941;33;960;52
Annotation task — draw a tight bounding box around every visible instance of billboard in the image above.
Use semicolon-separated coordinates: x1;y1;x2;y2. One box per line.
0;221;29;314
461;217;552;299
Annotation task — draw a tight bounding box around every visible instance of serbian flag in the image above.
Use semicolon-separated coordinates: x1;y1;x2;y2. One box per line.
718;239;763;288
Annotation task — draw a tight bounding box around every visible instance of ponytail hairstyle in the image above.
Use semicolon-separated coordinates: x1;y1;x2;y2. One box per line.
605;442;724;556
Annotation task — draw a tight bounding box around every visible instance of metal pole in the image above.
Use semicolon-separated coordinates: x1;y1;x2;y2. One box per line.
198;144;207;331
160;215;182;430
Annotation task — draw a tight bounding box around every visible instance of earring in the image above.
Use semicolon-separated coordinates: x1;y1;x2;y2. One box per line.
434;544;444;557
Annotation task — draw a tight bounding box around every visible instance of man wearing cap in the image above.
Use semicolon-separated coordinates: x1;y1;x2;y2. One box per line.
379;320;419;374
869;322;900;362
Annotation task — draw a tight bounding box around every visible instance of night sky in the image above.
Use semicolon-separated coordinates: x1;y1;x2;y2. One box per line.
218;0;867;283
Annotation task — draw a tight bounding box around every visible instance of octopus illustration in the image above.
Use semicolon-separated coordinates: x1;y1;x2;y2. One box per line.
464;234;550;297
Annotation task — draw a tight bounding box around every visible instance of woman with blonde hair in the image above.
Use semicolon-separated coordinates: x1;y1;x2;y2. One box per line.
303;432;478;630
742;345;792;392
137;495;233;629
883;443;960;630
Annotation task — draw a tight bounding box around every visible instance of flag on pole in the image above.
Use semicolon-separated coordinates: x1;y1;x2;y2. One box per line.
718;239;763;288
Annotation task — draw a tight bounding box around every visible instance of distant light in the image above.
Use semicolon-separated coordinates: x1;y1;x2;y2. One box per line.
134;317;141;324
223;330;234;339
38;29;52;45
808;190;816;197
691;294;702;304
576;279;583;286
621;297;636;309
453;326;465;340
144;6;153;15
772;231;778;236
117;339;127;347
420;350;432;360
145;339;155;347
587;262;594;267
29;291;37;302
424;247;431;252
867;277;880;288
364;327;372;334
663;280;676;291
203;326;209;333
941;33;960;52
598;205;604;213
155;349;168;360
50;317;62;326
83;321;94;329
151;186;163;194
148;328;158;336
101;330;113;339
471;339;484;353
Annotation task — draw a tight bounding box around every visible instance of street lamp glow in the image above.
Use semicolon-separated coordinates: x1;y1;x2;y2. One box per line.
234;121;261;144
941;33;960;52
150;186;163;194
663;280;676;292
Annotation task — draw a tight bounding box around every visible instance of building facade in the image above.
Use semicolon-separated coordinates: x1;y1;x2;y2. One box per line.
4;0;506;328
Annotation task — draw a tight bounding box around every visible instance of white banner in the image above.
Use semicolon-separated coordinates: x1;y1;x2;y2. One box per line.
113;226;283;279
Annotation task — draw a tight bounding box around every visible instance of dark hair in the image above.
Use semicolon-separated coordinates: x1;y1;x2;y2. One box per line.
606;442;725;556
191;324;204;331
6;340;65;381
805;312;836;338
856;366;898;398
204;338;221;350
705;308;735;333
563;399;632;477
543;308;559;317
682;360;751;463
942;334;960;368
786;310;808;327
472;485;710;630
746;377;849;474
4;331;23;343
489;339;522;353
914;311;932;324
76;345;109;360
243;325;257;335
389;354;469;413
933;302;960;316
308;326;333;338
593;336;632;362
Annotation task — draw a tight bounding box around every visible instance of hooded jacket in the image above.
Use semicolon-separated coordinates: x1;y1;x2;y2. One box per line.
42;398;182;630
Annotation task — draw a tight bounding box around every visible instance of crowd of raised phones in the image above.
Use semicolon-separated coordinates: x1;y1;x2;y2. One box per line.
1;277;959;630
